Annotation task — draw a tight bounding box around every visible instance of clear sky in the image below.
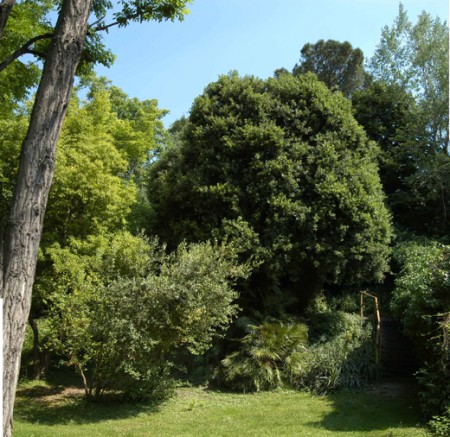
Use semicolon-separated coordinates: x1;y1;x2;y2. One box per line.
94;0;449;127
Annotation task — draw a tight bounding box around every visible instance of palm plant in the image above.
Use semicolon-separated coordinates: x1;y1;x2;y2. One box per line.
219;319;308;392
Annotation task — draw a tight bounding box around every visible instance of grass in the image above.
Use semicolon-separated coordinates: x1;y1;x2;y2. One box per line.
13;379;429;437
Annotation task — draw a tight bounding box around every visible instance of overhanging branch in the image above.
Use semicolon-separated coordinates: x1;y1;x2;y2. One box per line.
0;33;52;72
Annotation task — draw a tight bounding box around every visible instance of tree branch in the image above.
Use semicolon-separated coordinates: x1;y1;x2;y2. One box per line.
0;33;52;72
90;20;121;33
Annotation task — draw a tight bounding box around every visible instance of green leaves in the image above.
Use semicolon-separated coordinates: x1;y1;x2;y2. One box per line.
293;39;369;98
114;0;191;27
219;319;309;392
45;237;244;399
391;239;450;419
148;72;392;310
369;5;449;154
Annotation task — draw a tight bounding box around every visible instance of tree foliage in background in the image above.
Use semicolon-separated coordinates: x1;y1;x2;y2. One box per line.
42;81;166;244
353;5;450;238
351;81;446;235
148;72;392;313
16;82;166;380
369;3;449;154
293;39;369;98
0;0;52;116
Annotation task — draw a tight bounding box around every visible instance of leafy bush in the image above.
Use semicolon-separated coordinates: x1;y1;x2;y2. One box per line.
391;241;450;350
429;407;450;436
217;319;308;392
288;312;377;394
46;236;246;400
391;240;450;419
216;295;377;394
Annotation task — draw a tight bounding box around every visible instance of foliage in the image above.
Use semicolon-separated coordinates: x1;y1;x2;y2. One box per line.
288;321;376;394
362;5;449;238
287;295;377;394
28;81;167;333
352;82;419;195
25;83;169;379
391;240;450;419
217;293;377;394
218;319;308;392
391;241;450;349
369;3;449;154
44;235;245;400
293;39;369;97
147;71;392;312
353;80;450;238
41;82;167;244
0;0;52;115
429;407;450;436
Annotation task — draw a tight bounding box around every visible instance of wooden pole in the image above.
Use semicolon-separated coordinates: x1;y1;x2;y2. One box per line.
360;291;381;379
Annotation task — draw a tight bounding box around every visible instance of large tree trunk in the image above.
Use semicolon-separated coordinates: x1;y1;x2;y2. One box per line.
1;0;91;435
0;0;15;38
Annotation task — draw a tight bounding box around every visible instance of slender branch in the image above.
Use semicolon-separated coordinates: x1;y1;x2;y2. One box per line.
90;20;120;33
0;32;52;72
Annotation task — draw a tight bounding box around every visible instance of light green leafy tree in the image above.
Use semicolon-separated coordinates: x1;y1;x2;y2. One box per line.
44;234;245;400
23;83;166;379
362;5;449;238
1;2;191;432
369;3;449;154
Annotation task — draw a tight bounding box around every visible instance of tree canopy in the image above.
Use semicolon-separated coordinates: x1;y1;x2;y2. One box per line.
292;39;369;98
354;5;450;238
148;71;392;312
369;3;449;154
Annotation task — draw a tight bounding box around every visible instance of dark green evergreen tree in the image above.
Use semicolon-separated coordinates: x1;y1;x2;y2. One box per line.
148;72;392;313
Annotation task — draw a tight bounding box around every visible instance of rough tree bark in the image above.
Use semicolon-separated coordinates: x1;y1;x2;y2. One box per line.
0;0;15;38
1;0;92;435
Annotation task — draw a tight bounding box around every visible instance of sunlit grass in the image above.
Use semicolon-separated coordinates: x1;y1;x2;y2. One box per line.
14;380;429;436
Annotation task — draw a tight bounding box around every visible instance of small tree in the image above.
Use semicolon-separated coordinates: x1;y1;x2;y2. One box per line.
45;235;245;400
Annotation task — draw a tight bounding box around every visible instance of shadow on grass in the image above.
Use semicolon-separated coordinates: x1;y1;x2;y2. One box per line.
307;380;424;433
15;383;162;426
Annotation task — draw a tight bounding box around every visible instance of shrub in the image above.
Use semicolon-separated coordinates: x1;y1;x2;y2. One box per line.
46;237;246;401
218;319;308;392
391;240;450;419
288;312;377;394
429;407;450;436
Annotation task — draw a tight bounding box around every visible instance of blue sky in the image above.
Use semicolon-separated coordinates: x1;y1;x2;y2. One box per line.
94;0;448;127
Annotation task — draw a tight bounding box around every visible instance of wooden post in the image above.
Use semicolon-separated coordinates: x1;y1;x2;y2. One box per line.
360;291;382;380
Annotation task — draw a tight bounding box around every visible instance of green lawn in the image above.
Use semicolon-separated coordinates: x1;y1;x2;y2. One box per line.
13;380;429;436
